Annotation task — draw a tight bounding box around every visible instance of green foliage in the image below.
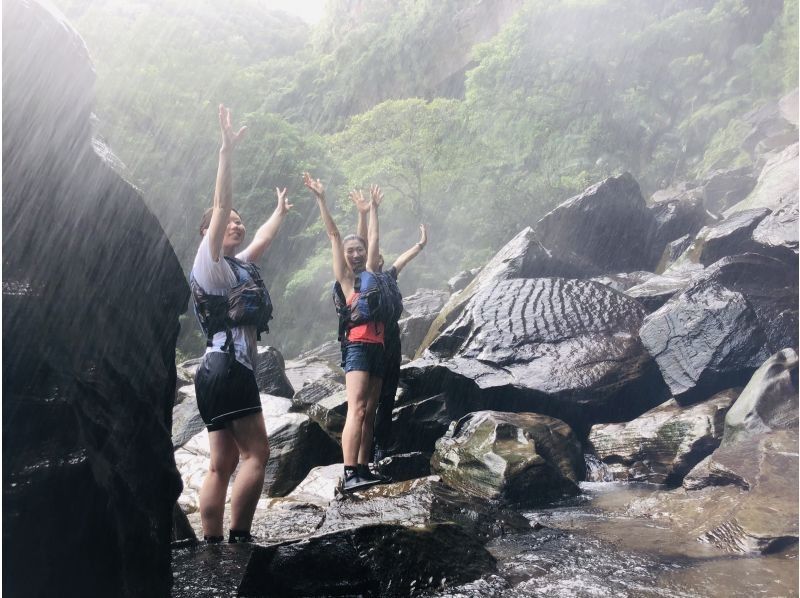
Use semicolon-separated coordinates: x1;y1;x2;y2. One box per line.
52;0;797;357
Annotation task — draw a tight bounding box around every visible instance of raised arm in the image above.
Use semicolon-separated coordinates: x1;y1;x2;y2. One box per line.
207;104;247;262
304;172;349;285
366;184;383;273
239;188;292;262
349;188;370;240
391;224;427;274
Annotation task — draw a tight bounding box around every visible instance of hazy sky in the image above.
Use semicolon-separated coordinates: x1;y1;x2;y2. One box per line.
265;0;326;23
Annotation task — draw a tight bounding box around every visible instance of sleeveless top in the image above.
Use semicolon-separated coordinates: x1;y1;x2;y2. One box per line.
346;291;384;344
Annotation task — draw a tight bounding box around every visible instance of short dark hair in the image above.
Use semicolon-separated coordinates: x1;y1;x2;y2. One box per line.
199;207;240;236
342;234;366;249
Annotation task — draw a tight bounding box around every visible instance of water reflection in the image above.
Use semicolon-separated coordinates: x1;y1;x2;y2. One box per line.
430;482;797;598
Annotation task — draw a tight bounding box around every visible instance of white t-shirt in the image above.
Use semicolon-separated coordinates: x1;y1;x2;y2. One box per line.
191;235;258;370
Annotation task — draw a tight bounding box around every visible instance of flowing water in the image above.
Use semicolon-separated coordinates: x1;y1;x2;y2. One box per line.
430;482;798;598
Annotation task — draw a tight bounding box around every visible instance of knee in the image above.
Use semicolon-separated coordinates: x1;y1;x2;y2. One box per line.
209;454;239;479
242;442;270;467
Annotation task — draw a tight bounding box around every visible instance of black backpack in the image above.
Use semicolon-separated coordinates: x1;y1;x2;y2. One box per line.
332;270;403;342
191;256;273;353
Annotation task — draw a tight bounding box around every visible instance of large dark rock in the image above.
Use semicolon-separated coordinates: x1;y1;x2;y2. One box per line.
390;393;453;455
692;208;771;266
647;188;709;264
640;254;798;404
534;172;658;274
700;167;757;214
406;278;667;432
415;227;584;356
588;390;738;485
431;411;583;506
238;523;496;597
397;288;449;359
254;345;294;398
3;2;187;596
722;348;799;446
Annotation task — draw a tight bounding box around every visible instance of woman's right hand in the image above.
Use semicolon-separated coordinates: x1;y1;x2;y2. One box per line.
418;223;428;248
219;104;247;152
349;189;370;214
303;172;325;201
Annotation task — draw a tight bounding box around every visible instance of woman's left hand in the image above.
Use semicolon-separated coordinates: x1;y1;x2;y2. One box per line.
276;187;293;215
370;184;384;207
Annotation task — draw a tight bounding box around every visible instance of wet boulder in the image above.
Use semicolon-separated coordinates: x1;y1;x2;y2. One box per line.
290;377;344;412
655;234;695;274
376;451;432;482
647;188;709;263
751;192;799;261
306;389;348;439
447;267;481;293
534;172;658;274
431;411;583;506
692;208;771;266
633;430;799;555
265;409;341;497
172;385;204;449
722;348;799;446
700;167;756;214
416;227;583;356
176;357;202;390
588;389;738;485
3;2;187;596
397;288;449;359
254;345;294;398
590;271;655;294
407;278;667;431
726;142;798;215
283;340;343;391
390;393;453;455
625;272;695;312
238;523;496;598
640;254;798;405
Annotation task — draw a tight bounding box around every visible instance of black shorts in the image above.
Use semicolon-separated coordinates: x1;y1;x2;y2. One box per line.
195;352;262;432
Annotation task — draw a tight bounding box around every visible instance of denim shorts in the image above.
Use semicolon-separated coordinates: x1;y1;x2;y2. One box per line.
341;341;385;376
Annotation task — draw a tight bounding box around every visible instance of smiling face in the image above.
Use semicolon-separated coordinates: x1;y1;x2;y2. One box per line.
222;212;246;254
343;238;367;273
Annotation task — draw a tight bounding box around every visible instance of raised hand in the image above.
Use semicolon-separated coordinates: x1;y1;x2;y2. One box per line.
369;184;384;207
303;172;325;201
219;104;247;151
276;187;293;215
349;189;370;214
418;223;427;248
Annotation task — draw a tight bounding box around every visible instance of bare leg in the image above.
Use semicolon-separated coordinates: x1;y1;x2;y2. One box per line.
357;375;383;464
199;429;239;538
342;370;371;466
228;412;270;533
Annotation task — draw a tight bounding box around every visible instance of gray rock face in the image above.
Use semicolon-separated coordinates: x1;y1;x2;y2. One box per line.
306;389;348;438
655;234;694;274
416;227;567;356
447;267;481;293
431;411;583;506
397;288;449;359
254;345;294;398
390;393;452;454
172;385;205;449
590;271;655;294
264;410;341;497
588;390;738;485
3;2;186;596
408;278;666;430
534;172;658;274
751;193;799;260
656;430;799;554
641;254;798;404
283;341;343;391
625;272;694;312
723;348;799;446
700;167;756;214
693;208;771;266
648;189;709;262
726;142;799;215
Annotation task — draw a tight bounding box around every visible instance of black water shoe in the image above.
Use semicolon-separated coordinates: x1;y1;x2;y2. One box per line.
357;463;391;484
341;471;381;493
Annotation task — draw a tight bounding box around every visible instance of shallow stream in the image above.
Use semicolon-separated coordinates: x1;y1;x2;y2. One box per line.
431;482;798;598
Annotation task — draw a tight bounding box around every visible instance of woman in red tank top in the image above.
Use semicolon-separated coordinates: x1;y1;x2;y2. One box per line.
305;173;386;493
